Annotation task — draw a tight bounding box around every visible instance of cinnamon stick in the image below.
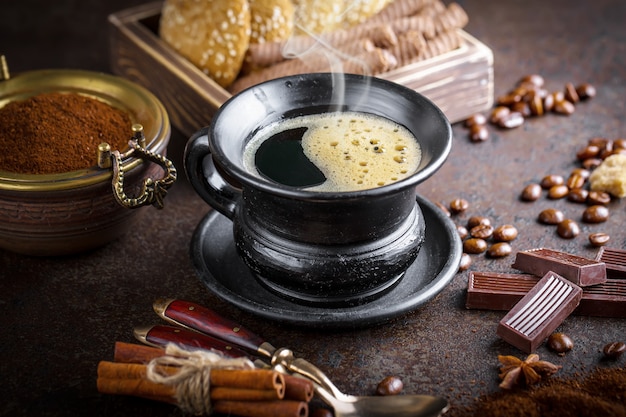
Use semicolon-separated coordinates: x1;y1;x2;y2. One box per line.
283;375;314;402
211;386;283;401
113;341;165;364
97;361;178;380
213;400;308;417
210;368;285;391
96;377;177;404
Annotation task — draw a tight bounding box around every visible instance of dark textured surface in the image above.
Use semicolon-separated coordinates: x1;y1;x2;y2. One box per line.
1;1;626;416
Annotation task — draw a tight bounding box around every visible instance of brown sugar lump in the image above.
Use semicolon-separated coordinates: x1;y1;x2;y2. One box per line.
159;0;251;88
249;0;294;44
589;153;626;198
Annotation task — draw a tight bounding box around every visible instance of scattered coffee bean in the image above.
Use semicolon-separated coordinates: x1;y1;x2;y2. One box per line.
572;167;591;179
467;216;491;228
487;242;512;258
540;174;564;189
376;376;404;396
543;93;555;112
489;106;510;124
469;124;489;142
470;224;494;239
587;190;611;205
582;157;603;170
457;225;469;240
529;94;544;116
602;342;626;359
554;99;575;115
582;205;609;223
464;113;487;128
538;208;565;225
464;238;488;254
547;332;574;354
497;111;524;129
547;184;569;199
576;83;596;100
588;232;610;247
449;198;469;214
492;224;518;242
557;219;580;239
567;188;589;203
564;82;580;103
566;172;585;189
519;74;544;87
458;253;472;271
511;101;531;117
576;145;601;161
521;183;542;201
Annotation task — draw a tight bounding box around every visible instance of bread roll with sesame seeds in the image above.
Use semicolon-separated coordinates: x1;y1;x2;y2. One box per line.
249;0;295;44
159;0;252;88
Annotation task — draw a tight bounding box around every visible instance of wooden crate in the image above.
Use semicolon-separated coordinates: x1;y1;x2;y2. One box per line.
108;1;494;138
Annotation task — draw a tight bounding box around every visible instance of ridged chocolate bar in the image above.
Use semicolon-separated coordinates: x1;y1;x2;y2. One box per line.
512;248;606;286
496;272;582;353
466;271;626;318
595;247;626;279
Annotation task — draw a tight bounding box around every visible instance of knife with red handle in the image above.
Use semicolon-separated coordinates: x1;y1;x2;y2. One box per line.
133;323;252;359
153;298;277;358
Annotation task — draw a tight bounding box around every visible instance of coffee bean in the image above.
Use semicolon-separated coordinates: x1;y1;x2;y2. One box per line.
603;342;626;359
582;157;603;170
582;205;609;223
497;111;524;129
511;101;531;117
469;124;489;142
543;93;555;112
458;253;472;271
467;216;491;229
548;184;569;199
457;225;468;240
538;208;565;225
470;224;494;239
487;242;512;258
566;172;585;189
493;224;518;242
564;82;580;103
614;138;626;149
464;113;487;127
519;74;544;87
497;93;522;107
547;332;574;354
489;106;510;124
567;188;589;203
540;174;564;189
572;167;591;179
554;99;575;115
528;93;544;116
576;83;596;100
589;137;611;149
589;232;610;247
464;238;488;254
577;145;601;161
449;198;469;214
376;376;404;396
587;190;611;205
521;183;542;201
557;219;580;239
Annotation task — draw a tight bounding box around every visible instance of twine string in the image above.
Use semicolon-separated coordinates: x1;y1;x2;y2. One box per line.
146;343;256;415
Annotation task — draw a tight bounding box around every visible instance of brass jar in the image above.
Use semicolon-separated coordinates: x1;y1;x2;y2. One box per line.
0;69;174;256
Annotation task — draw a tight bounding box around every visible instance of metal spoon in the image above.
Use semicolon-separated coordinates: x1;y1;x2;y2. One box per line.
152;298;449;417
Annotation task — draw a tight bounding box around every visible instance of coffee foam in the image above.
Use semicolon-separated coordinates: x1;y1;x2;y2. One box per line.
245;111;421;192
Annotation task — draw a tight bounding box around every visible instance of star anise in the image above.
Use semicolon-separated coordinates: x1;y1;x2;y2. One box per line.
497;353;561;389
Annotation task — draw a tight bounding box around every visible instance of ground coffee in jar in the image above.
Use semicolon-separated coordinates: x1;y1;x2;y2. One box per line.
0;92;131;174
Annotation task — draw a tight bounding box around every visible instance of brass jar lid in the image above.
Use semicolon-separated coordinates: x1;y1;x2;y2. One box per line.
0;68;172;192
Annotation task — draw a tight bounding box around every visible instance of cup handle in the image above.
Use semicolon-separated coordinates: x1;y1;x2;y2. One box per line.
184;127;240;220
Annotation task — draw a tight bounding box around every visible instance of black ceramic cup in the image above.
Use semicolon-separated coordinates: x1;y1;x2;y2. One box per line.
185;73;452;307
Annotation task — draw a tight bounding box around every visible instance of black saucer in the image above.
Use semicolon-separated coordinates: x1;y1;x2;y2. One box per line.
190;194;462;329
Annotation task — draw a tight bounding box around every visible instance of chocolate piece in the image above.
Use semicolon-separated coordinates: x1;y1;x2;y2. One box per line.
497;272;582;353
512;247;606;286
466;271;626;318
595;247;626;279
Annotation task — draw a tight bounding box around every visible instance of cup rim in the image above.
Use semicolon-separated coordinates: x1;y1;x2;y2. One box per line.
209;73;452;199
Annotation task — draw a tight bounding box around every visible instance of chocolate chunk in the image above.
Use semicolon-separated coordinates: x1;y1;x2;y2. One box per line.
466;271;626;318
512;248;606;286
496;272;582;353
595;247;626;279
